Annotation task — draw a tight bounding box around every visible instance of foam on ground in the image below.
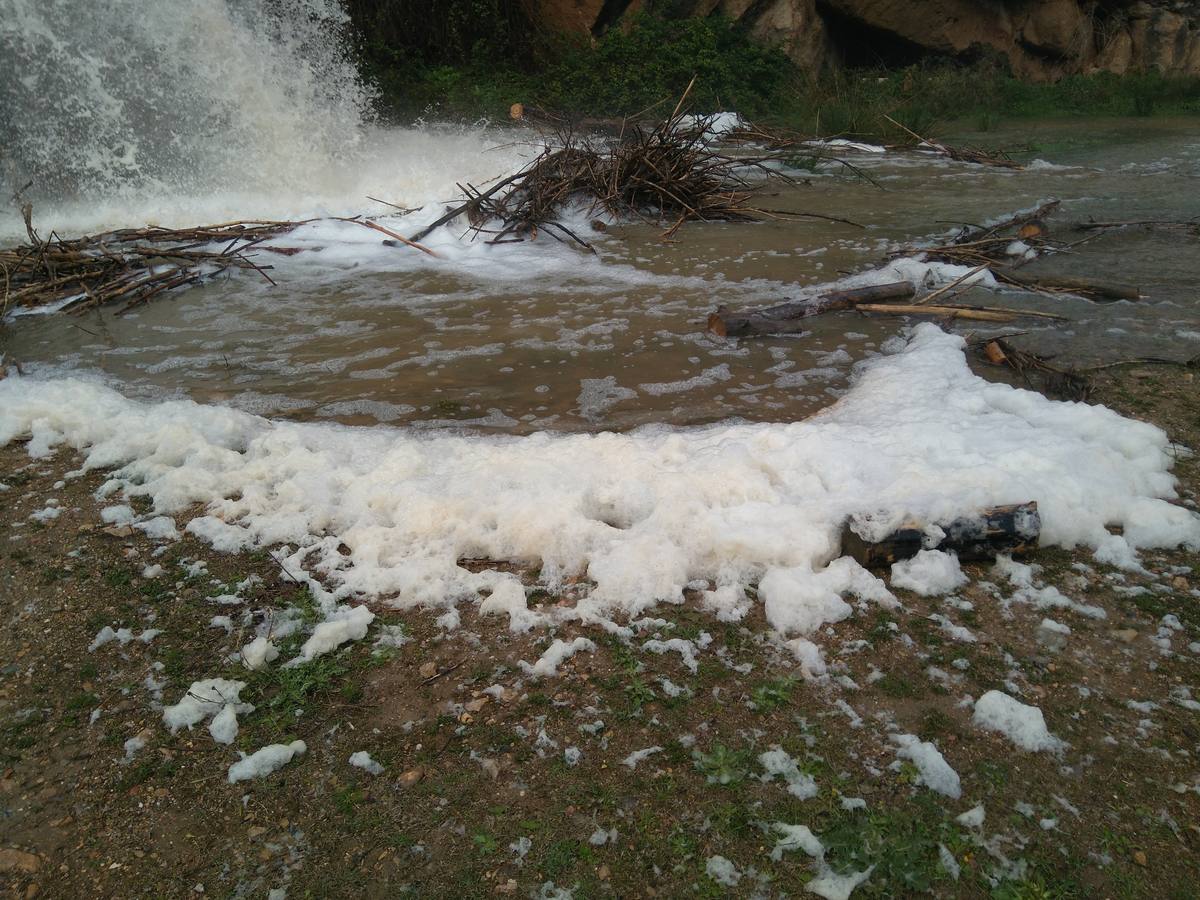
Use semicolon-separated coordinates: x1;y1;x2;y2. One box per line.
1;325;1196;634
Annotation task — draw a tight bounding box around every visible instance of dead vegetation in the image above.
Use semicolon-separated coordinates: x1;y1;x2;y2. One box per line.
0;213;293;316
707;197;1188;339
416;97;863;250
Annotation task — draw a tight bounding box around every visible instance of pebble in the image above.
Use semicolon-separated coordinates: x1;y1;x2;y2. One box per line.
1110;628;1138;643
399;768;424;788
1172;576;1190;591
418;662;437;679
0;848;42;874
1133;850;1147;867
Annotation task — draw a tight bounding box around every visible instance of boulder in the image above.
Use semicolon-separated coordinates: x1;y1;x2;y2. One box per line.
1017;0;1090;59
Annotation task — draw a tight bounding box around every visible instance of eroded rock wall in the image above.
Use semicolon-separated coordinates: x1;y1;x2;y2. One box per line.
527;0;1200;79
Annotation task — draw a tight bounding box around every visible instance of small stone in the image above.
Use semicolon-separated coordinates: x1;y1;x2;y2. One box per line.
597;864;610;880
247;826;267;840
0;848;42;874
418;662;437;679
1133;850;1147;867
399;768;424;788
1110;628;1138;644
101;525;134;538
1172;576;1189;591
464;698;487;713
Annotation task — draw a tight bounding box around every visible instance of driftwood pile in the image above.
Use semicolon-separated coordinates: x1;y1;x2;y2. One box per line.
0;219;295;316
411;103;857;249
904;200;1142;302
706;196;1167;339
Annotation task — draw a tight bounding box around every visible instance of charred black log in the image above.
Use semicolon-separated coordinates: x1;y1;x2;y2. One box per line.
841;502;1041;568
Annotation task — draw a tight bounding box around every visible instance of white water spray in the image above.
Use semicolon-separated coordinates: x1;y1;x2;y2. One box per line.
0;0;518;236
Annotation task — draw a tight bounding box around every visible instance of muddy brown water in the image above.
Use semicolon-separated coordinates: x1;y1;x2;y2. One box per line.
3;117;1198;433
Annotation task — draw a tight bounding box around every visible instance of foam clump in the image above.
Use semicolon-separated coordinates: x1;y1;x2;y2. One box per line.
890;549;967;596
348;751;384;775
294;605;374;663
228;740;307;783
972;690;1065;752
162;679;254;746
890;733;961;798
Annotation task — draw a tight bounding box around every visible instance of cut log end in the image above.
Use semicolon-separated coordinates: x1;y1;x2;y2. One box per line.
707;309;729;337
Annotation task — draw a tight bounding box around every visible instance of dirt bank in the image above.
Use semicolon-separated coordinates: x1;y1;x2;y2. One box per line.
1;362;1197;898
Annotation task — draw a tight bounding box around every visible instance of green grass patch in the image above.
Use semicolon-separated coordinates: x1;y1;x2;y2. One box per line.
361;11;1200;140
750;675;798;713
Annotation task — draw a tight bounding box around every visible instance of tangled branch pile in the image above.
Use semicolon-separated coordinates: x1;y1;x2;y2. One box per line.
912;200;1063;269
1;221;296;316
905;200;1141;302
413;107;855;249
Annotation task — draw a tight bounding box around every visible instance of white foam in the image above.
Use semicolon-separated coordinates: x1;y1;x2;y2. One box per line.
973;690;1065;753
891;733;961;798
1;326;1195;633
228;740;306;783
890;550;967;596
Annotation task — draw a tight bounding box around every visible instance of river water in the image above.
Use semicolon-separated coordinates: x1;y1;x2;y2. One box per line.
2;3;1198;435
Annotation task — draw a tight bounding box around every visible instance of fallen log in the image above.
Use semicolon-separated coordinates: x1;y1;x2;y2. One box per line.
856;304;1016;323
1073;219;1198;233
707;281;915;337
993;270;1140;301
842;502;1041;568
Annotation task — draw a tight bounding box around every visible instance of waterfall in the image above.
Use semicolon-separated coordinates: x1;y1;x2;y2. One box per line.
0;0;515;237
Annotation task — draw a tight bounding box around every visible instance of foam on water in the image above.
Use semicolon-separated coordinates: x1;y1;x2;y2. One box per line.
3;325;1197;633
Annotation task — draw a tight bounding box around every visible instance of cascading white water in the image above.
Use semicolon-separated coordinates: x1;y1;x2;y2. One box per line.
0;0;519;237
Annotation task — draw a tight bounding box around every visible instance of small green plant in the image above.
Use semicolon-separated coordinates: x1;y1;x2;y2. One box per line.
333;786;364;816
818;796;970;893
246;655;348;734
624;677;656;714
750;676;798;712
876;674;918;699
541;839;591;878
471;831;498;855
693;743;752;785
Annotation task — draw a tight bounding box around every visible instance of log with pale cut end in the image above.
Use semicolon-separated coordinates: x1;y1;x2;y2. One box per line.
707;281;915;337
841;502;1041;568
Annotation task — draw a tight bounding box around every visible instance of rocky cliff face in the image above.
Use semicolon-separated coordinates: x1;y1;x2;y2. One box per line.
529;0;1200;79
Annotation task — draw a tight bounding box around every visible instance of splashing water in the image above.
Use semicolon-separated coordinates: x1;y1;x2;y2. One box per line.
0;0;518;236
